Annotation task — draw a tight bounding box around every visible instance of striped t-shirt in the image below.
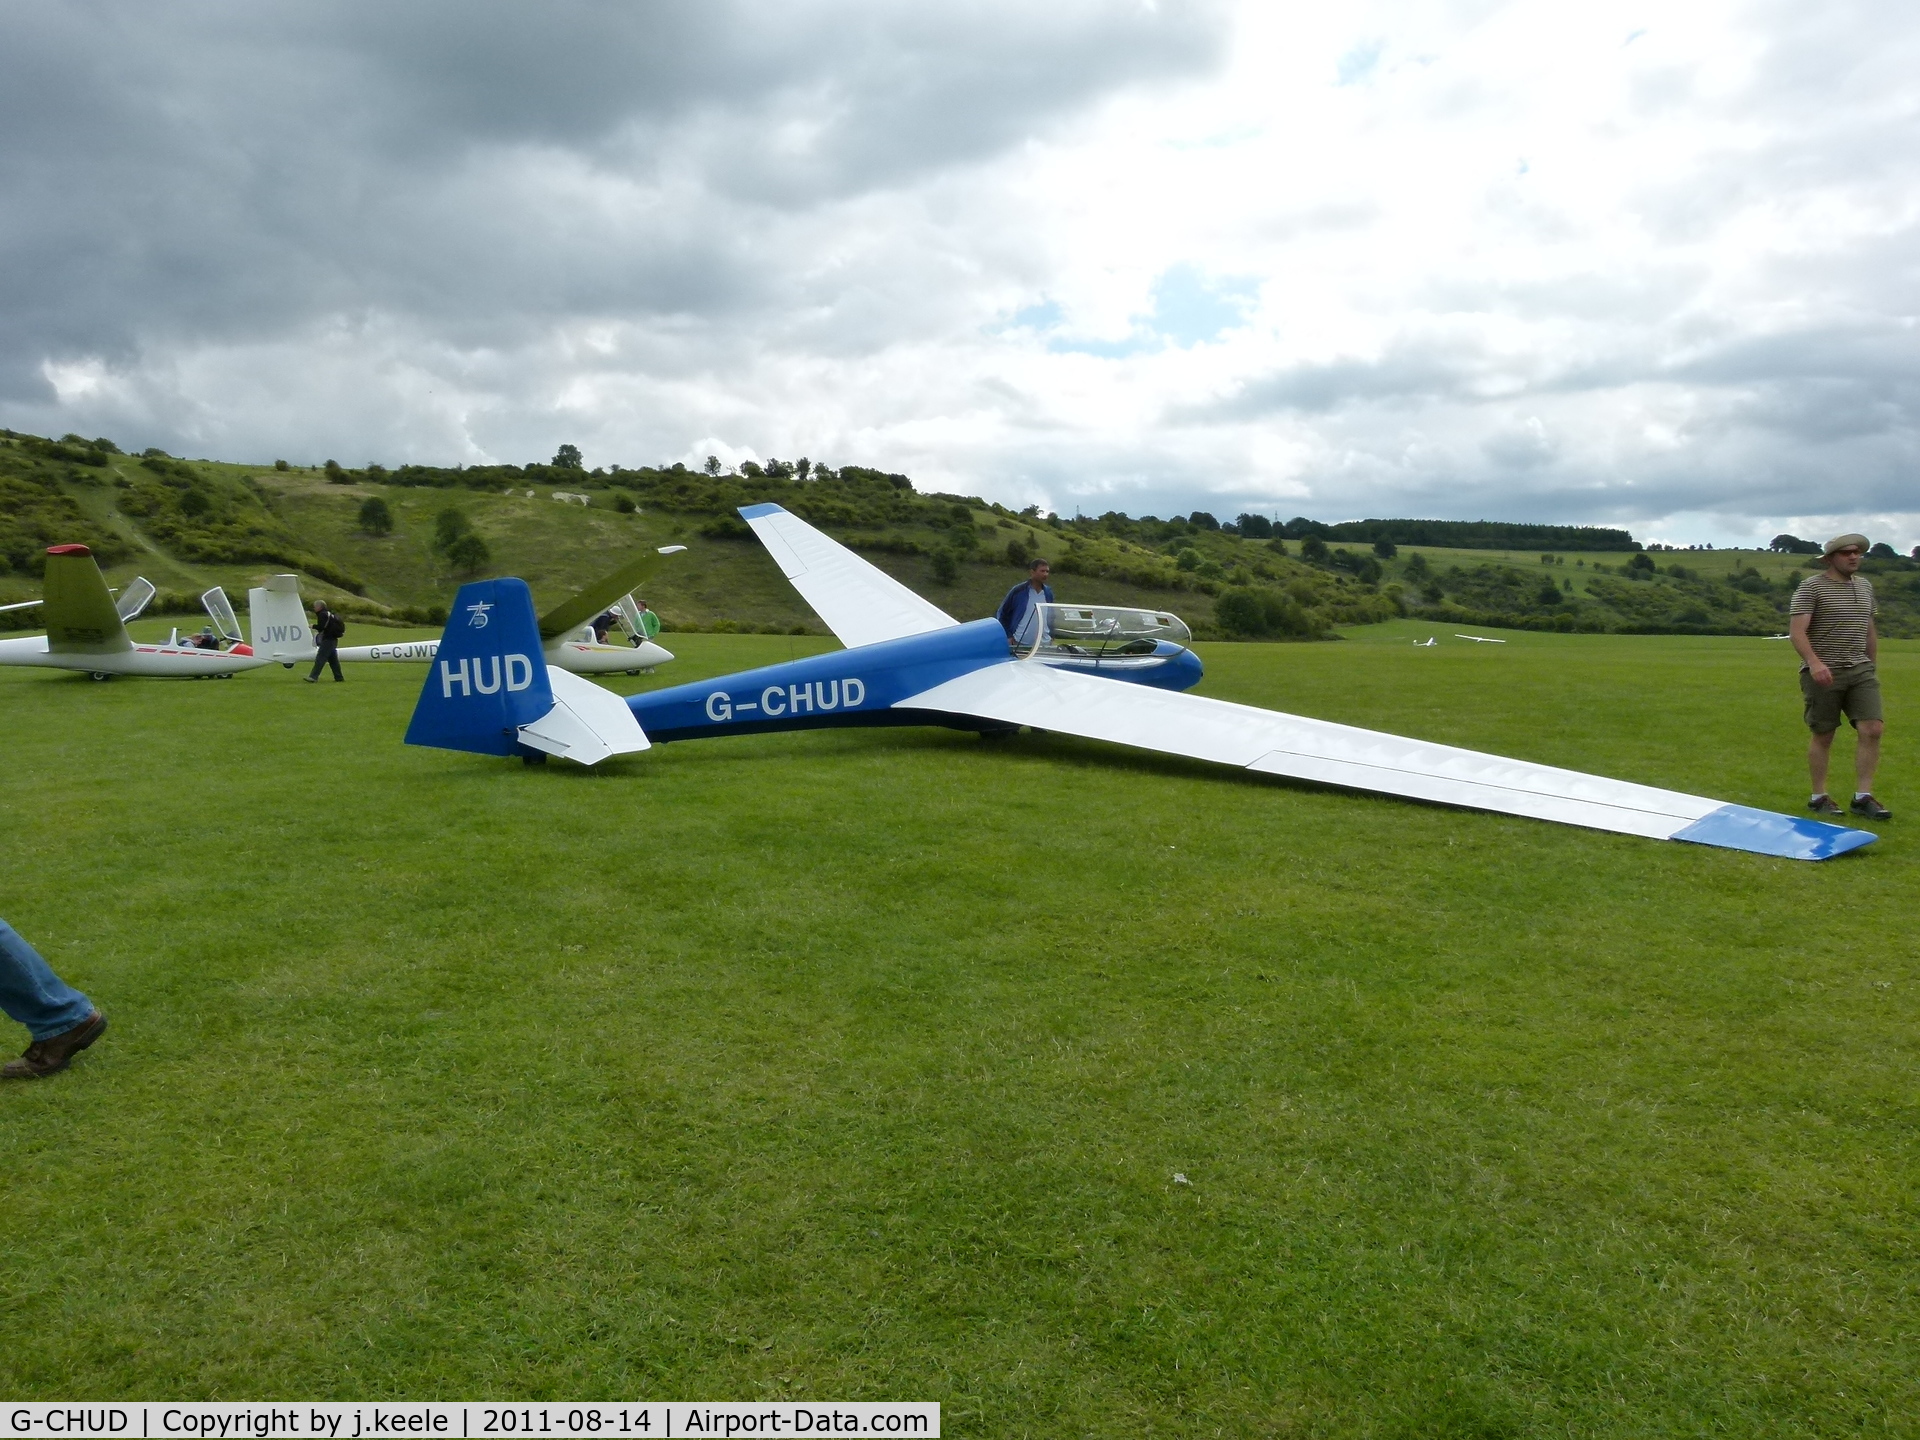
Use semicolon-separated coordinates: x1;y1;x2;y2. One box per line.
1790;572;1877;668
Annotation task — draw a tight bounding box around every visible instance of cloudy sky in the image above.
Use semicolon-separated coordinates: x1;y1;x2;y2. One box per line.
4;0;1916;547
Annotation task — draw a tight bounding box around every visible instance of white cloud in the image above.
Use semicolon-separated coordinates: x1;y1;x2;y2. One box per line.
3;0;1917;550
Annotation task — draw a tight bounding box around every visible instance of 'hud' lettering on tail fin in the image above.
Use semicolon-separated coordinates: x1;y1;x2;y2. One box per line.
405;578;553;757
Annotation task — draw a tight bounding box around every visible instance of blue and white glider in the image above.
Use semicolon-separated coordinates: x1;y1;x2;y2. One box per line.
405;505;1874;861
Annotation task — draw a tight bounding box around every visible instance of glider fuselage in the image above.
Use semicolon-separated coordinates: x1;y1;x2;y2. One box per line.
0;633;270;677
333;636;675;672
626;618;1196;742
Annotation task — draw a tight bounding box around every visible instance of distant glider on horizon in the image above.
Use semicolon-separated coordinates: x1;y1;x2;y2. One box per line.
402;506;1874;861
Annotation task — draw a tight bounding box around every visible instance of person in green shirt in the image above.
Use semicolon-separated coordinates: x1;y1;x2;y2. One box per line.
1789;533;1889;819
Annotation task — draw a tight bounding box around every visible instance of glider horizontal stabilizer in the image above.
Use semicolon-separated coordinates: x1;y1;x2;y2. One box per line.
519;666;652;763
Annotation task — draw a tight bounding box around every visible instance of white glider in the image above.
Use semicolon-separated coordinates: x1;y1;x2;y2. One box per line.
0;546;274;679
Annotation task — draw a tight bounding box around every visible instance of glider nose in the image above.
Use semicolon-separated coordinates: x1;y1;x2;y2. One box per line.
1148;642;1205;692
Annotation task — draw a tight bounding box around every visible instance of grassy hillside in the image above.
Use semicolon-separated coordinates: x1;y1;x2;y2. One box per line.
4;428;1917;640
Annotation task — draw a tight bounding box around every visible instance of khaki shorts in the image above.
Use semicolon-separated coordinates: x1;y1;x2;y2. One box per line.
1802;661;1883;733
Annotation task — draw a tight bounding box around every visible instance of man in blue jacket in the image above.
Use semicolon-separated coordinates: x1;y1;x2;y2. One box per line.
1;917;106;1079
997;558;1053;649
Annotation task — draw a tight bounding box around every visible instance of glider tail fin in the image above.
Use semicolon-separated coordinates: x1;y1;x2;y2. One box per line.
41;545;132;654
248;575;314;662
405;577;648;764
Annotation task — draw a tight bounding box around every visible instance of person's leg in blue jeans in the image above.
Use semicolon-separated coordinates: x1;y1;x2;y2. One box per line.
0;917;106;1078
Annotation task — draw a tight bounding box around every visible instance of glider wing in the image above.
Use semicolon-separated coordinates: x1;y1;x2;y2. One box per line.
896;661;1873;860
536;546;689;640
41;545;131;655
739;503;957;649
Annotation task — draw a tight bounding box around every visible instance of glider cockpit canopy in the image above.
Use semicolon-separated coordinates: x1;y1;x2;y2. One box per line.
114;577;156;623
1021;603;1191;659
200;586;243;643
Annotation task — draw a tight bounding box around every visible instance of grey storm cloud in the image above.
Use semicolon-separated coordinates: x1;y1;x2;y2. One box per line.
0;0;1227;388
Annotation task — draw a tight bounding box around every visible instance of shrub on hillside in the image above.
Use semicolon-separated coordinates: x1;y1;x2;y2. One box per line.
434;507;470;552
358;497;394;535
446;533;491;574
1215;587;1317;639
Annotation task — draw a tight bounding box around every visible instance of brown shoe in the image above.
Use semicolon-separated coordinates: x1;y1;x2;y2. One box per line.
3;1011;107;1079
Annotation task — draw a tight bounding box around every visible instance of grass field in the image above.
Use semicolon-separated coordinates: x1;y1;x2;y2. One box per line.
2;623;1916;1434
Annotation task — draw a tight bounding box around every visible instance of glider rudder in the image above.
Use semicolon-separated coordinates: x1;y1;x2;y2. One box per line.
248;575;313;663
41;545;131;654
405;578;555;757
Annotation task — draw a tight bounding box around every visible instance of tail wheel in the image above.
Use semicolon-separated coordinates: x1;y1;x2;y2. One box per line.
89;671;111;682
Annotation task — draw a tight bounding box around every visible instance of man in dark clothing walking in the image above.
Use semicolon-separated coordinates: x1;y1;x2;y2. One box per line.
306;599;346;682
1;916;106;1079
997;558;1053;650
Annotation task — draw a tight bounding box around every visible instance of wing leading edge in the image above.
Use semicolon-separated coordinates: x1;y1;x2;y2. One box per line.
897;661;1872;861
739;503;957;649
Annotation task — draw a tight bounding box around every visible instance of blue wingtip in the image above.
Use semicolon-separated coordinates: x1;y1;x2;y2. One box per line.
738;503;786;520
1673;804;1877;860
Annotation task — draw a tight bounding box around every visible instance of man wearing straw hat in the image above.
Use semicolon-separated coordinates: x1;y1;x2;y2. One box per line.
1789;533;1890;819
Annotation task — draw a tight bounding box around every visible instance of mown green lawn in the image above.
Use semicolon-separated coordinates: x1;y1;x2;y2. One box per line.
1;625;1914;1435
